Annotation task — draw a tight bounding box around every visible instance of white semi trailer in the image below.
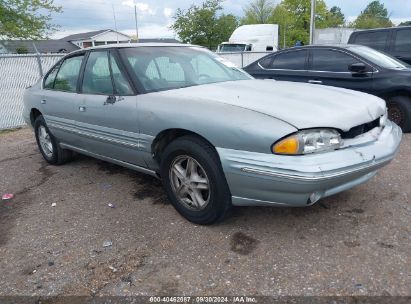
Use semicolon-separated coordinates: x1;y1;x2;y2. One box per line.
217;24;279;53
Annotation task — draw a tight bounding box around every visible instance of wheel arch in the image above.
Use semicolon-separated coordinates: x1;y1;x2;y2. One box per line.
379;89;411;101
30;108;43;127
151;128;217;165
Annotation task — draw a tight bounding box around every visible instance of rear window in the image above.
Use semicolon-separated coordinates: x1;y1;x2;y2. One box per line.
53;55;84;92
259;56;274;68
270;50;307;70
352;31;389;51
394;28;411;52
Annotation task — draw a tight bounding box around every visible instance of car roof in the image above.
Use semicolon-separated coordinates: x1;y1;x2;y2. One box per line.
352;26;411;33
273;44;373;53
67;42;196;56
91;42;192;49
281;44;356;50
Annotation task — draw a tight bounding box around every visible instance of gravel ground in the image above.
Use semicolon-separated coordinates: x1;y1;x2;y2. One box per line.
0;127;410;297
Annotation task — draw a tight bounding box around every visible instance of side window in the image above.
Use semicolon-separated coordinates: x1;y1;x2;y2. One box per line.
109;54;133;95
54;55;84;92
311;49;358;72
82;51;114;95
259;56;274;68
44;62;61;89
353;31;388;51
271;51;307;70
394;29;411;52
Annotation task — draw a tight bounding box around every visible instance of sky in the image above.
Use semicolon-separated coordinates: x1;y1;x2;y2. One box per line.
50;0;411;39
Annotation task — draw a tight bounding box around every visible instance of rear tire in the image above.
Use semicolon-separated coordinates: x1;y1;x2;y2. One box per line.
160;135;231;225
34;115;73;165
387;96;411;132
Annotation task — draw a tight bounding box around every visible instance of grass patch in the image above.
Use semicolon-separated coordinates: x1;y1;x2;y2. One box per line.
0;127;22;135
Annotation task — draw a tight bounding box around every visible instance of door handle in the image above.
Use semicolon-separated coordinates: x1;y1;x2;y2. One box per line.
41;99;46;104
79;106;86;112
308;80;323;84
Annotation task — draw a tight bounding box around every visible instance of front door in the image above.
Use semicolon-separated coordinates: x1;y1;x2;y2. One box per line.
306;49;374;94
75;50;146;167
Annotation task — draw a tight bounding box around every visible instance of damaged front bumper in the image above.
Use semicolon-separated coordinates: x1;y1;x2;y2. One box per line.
218;120;402;207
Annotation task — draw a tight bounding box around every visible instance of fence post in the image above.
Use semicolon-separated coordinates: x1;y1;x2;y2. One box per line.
32;42;44;77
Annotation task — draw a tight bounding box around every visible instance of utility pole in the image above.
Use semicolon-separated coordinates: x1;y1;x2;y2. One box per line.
134;2;139;42
283;24;287;49
309;0;316;44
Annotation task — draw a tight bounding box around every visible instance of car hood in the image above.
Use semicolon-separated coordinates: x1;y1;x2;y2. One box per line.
164;79;386;131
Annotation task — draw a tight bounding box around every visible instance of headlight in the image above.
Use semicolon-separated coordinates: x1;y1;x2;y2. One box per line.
273;129;343;155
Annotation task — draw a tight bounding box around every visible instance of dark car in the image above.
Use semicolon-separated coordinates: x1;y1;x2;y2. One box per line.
348;26;411;65
244;44;411;132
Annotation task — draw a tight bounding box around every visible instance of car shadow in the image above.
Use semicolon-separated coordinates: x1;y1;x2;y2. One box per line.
71;153;365;236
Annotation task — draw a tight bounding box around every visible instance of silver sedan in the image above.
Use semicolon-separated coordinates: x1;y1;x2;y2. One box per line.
23;43;402;224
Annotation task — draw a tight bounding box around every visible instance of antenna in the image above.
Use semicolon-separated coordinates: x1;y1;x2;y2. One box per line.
112;4;119;44
134;1;139;42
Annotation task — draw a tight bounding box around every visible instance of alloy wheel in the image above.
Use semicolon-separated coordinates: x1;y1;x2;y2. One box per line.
38;125;53;158
388;103;405;127
169;155;210;211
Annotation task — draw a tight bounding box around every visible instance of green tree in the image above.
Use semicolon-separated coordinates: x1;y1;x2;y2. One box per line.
171;0;238;50
327;6;345;27
269;4;292;48
399;21;411;26
0;0;62;39
242;0;274;24
351;0;393;29
269;0;331;46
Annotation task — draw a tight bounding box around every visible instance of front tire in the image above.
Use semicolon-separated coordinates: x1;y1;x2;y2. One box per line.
160;135;231;225
387;96;411;132
34;115;73;165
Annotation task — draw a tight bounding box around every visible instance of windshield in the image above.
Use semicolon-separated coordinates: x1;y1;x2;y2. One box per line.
120;46;251;93
219;44;247;52
348;45;409;69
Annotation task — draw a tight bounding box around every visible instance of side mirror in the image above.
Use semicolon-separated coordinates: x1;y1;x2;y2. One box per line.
349;62;367;74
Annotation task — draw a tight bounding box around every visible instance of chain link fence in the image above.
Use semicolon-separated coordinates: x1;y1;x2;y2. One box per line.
0;54;63;130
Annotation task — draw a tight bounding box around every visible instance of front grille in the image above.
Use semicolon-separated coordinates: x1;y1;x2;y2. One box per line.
341;118;380;139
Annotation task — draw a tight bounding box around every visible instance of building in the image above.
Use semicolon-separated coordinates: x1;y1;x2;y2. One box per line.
62;29;132;48
0;29;180;54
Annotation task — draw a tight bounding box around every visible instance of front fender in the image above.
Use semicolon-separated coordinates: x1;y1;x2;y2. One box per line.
137;93;297;155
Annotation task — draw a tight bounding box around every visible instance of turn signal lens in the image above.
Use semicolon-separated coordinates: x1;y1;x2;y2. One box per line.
273;136;300;155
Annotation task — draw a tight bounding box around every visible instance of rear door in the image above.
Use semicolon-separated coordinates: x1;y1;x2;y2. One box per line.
41;53;85;147
306;48;374;93
75;49;146;167
391;27;411;64
251;49;310;83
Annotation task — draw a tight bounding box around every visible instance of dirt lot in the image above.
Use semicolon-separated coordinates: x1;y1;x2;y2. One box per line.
0;128;410;297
